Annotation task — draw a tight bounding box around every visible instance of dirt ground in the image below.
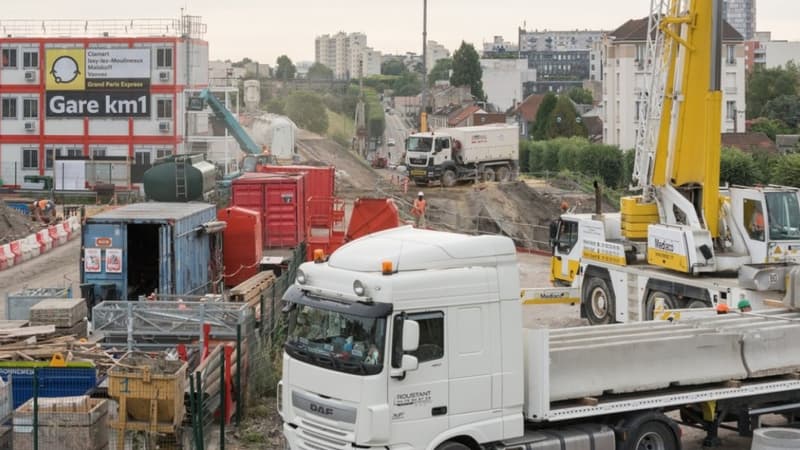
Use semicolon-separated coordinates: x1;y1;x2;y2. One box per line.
0;203;41;244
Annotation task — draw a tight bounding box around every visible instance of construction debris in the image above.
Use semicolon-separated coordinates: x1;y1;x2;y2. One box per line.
13;396;109;450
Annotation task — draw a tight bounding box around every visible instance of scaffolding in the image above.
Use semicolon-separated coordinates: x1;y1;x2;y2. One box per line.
92;301;254;351
0;15;206;39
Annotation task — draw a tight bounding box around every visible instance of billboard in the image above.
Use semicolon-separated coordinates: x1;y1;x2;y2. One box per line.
46;48;151;118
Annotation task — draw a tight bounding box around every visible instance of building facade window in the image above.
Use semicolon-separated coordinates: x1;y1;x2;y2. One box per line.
22;51;38;69
66;148;82;157
2;48;17;68
156;148;172;159
135;151;152;166
2;98;17;119
22;148;38;169
45;148;55;169
726;101;736;120
156;48;173;68
156;99;173;119
23;99;38;119
92;148;107;158
726;45;736;65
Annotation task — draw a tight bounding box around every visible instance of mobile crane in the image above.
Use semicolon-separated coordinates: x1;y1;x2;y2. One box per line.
548;0;800;323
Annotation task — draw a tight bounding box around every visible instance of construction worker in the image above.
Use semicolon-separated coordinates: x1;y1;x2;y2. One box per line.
560;201;569;214
749;207;765;240
412;192;427;228
31;199;55;223
738;297;752;313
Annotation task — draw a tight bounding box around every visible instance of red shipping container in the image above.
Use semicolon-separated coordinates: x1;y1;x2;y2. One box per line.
231;173;306;249
257;165;335;221
218;206;263;287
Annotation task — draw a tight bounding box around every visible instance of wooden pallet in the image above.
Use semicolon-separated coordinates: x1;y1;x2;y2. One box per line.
13;397;108;450
229;271;276;306
29;299;87;328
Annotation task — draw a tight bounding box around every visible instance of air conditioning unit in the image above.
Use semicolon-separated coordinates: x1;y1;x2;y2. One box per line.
24;121;36;132
159;71;170;82
158;121;171;132
24;71;36;82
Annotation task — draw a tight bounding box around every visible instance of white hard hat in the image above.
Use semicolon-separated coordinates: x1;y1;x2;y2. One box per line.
418;191;424;196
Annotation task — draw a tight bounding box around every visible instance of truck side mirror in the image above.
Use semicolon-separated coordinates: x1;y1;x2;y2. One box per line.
402;320;419;352
549;220;559;248
401;354;418;372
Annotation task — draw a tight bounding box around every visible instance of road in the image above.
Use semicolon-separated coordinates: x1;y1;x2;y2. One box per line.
381;107;412;166
0;238;81;318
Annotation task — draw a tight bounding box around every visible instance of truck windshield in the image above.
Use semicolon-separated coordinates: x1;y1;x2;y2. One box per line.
285;304;387;376
766;192;800;241
407;137;433;152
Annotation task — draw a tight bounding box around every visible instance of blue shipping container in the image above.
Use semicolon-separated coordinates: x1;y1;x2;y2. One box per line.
81;202;220;300
0;367;98;409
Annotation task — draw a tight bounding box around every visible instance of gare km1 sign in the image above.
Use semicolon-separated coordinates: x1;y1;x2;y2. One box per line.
47;92;149;117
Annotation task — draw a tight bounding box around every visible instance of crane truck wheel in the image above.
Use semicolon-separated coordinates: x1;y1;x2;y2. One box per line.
496;166;511;182
483;167;496;182
584;277;615;325
621;420;679;450
644;290;678;320
435;441;471;450
442;170;457;187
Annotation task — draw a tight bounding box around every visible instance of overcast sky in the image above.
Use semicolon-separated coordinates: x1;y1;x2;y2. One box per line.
3;1;799;64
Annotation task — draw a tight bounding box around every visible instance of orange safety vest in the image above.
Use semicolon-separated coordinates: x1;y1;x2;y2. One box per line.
412;198;427;217
754;212;764;229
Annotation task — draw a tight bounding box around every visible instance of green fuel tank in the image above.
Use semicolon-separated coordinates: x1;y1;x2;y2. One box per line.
143;155;217;202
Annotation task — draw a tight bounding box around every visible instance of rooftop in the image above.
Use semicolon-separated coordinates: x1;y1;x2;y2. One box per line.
90;202;215;222
609;17;743;42
0;16;206;39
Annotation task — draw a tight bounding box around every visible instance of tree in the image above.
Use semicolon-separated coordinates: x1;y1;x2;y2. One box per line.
231;57;252;68
275;55;296;81
761;94;800;129
428;58;452;86
450;41;485;101
545;96;587;139
746;63;799;118
381;59;407;76
566;87;594;105
532;93;558;140
720;147;761;186
771;153;800;187
392;71;422;96
750;117;794;141
285;91;328;134
307;62;334;81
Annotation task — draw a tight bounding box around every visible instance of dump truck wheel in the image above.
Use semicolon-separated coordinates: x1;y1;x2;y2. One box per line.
442;170;457;187
584;277;615;325
483;167;496;182
624;420;679;450
436;441;471;450
497;166;511;182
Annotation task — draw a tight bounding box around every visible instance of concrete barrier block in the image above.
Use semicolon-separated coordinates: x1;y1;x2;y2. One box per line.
741;324;800;378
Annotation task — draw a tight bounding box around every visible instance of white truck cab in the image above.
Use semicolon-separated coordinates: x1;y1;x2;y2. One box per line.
280;226;524;449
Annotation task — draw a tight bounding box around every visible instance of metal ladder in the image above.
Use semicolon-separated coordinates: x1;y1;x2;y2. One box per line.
175;157;188;201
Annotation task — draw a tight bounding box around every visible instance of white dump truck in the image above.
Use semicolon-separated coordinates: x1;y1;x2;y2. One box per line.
404;124;518;187
279;226;800;450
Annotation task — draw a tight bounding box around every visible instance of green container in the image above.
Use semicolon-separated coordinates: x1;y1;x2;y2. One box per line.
23;175;53;190
143;157;216;202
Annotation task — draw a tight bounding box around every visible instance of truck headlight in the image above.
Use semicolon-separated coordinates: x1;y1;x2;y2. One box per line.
296;269;307;285
353;280;366;296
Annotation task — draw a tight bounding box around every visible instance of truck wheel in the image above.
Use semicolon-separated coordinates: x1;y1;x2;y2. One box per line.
442;170;457;187
685;299;709;308
644;290;678;320
436;441;470;450
497;166;511;182
622;421;679;450
584;277;615;325
415;180;429;187
483;167;496;182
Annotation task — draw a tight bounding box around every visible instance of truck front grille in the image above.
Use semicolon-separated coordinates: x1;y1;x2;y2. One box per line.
296;427;349;450
409;157;428;165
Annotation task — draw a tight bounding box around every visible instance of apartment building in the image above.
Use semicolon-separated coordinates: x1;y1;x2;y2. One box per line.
518;29;604;95
723;0;756;40
480;58;536;111
314;32;381;79
0;16;213;188
426;41;450;73
602;17;746;150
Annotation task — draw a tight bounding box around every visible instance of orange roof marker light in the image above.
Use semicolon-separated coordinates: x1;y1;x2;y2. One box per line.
313;249;325;263
382;260;393;275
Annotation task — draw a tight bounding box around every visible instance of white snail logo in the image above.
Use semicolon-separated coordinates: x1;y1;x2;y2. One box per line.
50;56;80;83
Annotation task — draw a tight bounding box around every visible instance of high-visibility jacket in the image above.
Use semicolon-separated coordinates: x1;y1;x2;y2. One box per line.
412;198;427;217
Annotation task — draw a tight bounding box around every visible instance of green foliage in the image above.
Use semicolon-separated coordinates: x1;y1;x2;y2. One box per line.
746;63;799;118
322;86;359;118
381;59;407;76
752;152;779;184
545;96;587;139
428;58;452;86
761;94;800;129
750;117;794;141
720;147;762;186
621;149;636;188
363;75;400;93
566;87;594;105
772;153;800;187
524;137;626;189
285;91;328;134
532;93;557;140
231;57;252;68
518;141;531;172
450;41;486;101
265;98;285;115
392;71;422;96
275;55;296;81
307;62;334;81
364;88;386;138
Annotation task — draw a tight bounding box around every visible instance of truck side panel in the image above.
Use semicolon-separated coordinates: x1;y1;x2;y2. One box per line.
450;126;518;164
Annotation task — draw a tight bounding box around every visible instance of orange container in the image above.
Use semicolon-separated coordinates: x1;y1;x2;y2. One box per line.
217;206;263;287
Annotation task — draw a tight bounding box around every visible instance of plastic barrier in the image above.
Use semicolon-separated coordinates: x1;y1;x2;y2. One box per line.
61;221;72;240
0;245;10;270
49;225;67;247
8;241;23;265
20;237;37;260
35;229;52;253
68;216;81;237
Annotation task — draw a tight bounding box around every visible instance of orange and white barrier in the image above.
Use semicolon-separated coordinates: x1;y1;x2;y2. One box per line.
35;229;52;252
8;241;23;265
0;244;12;270
0;218;82;271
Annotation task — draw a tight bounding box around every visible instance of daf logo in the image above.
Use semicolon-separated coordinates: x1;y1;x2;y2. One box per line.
51;56;80;83
309;403;334;416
